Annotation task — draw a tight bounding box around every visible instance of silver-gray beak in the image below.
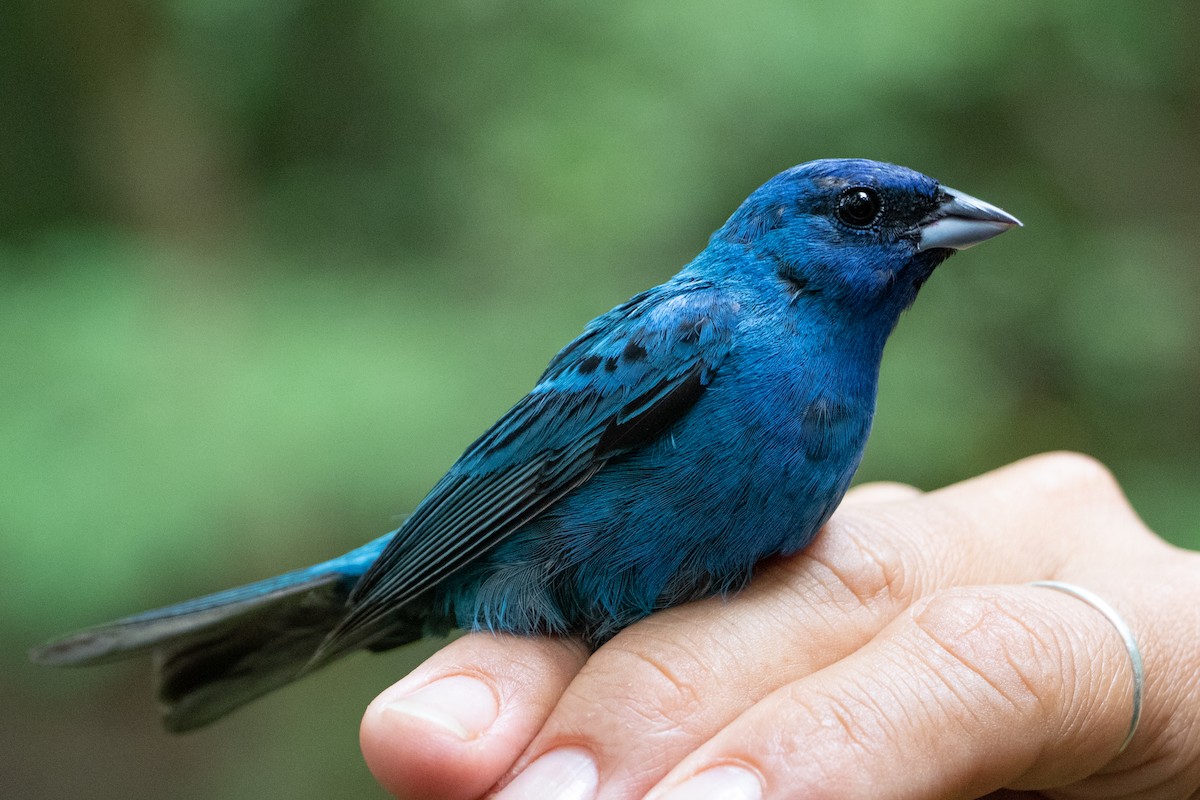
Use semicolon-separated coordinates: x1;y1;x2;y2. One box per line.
917;187;1022;252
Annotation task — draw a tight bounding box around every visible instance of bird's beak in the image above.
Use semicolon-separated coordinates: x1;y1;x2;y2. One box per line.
917;187;1022;252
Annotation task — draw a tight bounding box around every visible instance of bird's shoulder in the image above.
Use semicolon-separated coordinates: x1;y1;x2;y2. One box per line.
459;277;741;471
540;276;740;384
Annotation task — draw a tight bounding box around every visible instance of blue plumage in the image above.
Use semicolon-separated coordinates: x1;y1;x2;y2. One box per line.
31;159;1020;730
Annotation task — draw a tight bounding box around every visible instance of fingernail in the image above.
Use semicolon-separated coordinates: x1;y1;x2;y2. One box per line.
494;746;598;800
383;674;499;740
656;765;763;800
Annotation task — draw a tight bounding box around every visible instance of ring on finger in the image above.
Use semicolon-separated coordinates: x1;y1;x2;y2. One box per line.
1029;580;1143;754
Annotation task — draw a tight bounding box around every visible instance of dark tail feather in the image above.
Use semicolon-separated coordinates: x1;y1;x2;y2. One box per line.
30;532;406;732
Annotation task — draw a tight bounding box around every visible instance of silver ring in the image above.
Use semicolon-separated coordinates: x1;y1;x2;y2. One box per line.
1030;580;1143;754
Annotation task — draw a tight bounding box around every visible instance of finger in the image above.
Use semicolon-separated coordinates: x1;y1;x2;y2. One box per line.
832;452;1169;597
841;481;921;506
921;451;1161;562
360;632;587;800
493;453;1163;799
646;584;1140;800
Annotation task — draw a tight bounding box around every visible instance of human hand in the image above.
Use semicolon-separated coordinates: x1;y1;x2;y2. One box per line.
359;453;1200;799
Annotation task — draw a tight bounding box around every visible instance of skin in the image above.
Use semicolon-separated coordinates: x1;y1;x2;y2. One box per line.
359;452;1200;800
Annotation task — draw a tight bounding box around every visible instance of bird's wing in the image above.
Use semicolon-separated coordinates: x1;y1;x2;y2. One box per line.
317;278;738;658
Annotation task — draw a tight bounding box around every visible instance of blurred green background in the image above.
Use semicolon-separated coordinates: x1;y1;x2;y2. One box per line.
4;2;1198;797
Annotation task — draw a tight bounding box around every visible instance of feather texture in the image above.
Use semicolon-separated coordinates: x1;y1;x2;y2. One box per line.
31;159;1019;729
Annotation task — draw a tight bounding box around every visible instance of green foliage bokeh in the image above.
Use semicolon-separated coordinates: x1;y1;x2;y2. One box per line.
4;2;1197;797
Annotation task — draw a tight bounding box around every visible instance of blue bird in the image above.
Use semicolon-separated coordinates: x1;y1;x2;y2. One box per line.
31;159;1020;731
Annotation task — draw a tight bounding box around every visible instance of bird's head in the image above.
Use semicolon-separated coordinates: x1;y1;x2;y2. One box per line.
717;158;1020;319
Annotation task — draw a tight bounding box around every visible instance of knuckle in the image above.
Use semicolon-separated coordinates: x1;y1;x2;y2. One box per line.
910;588;1065;716
568;635;712;735
801;510;919;613
1020;451;1126;504
731;690;863;793
785;682;889;757
761;679;913;794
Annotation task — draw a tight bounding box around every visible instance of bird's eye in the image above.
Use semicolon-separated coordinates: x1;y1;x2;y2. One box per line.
835;187;882;228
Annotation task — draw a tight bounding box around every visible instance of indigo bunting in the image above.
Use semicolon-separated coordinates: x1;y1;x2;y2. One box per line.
31;159;1019;731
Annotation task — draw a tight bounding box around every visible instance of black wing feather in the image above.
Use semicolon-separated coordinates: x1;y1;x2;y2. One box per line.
312;278;738;662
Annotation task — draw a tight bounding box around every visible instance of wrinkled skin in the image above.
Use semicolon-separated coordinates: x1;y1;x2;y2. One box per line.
361;453;1200;800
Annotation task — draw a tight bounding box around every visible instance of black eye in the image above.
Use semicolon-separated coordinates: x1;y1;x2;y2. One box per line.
835;187;882;228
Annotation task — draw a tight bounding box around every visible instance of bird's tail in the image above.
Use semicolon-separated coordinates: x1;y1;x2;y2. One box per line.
29;532;401;732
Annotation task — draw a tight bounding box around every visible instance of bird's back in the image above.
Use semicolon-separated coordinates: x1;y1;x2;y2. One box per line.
431;272;881;643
